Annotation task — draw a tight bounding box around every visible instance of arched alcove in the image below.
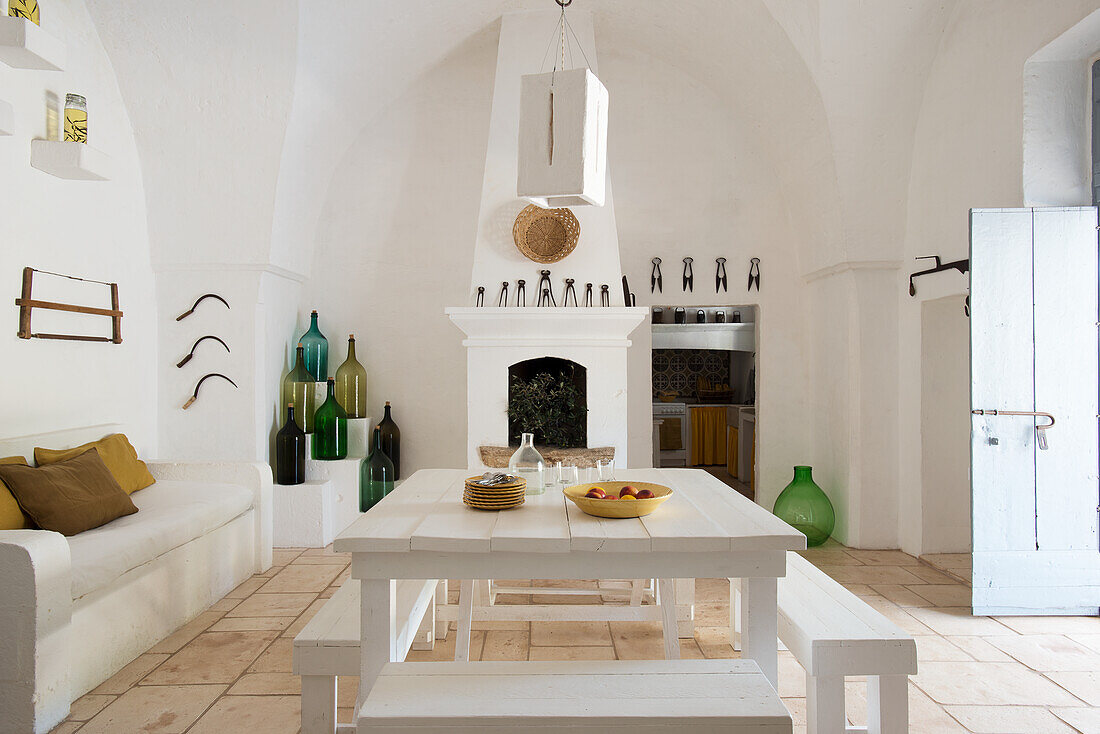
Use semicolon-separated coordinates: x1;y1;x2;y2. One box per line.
508;357;588;448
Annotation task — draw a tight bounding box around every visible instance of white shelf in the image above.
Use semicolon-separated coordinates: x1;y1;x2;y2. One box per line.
651;323;756;351
30;140;110;180
0;16;64;71
0;98;12;136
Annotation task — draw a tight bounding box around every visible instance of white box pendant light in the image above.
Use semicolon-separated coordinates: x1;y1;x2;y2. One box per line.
517;67;608;208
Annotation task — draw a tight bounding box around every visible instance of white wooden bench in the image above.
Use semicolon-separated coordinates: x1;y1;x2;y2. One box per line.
293;578;440;734
356;660;793;732
731;552;917;734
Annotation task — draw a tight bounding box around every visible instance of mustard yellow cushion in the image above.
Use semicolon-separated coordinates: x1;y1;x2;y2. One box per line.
0;456;33;530
35;433;155;495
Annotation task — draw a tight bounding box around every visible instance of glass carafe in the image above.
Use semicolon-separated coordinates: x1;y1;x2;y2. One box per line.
772;465;835;547
281;344;316;432
335;334;368;418
360;426;395;511
508;432;545;496
275;404;305;485
312;379;348;460
299;310;329;381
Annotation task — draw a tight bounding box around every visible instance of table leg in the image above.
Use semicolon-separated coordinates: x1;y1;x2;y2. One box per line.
741;577;778;687
358;578;393;711
675;578;695;638
300;675;336;734
434;580;449;640
455;579;475;661
657;578;681;659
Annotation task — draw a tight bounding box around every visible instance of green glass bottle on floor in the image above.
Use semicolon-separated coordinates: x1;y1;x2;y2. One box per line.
378;401;401;479
360;426;395;511
299;310;329;382
281;344;316;432
772;465;835;547
313;378;348;460
335;334;368;418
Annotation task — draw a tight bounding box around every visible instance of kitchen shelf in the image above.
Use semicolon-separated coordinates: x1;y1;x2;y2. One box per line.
0;16;64;71
0;98;12;136
30;140;110;180
651;323;755;351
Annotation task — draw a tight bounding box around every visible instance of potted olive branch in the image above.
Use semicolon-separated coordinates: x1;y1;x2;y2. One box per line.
507;370;587;448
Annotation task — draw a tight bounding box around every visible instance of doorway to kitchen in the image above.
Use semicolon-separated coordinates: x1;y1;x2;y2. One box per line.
651;305;756;499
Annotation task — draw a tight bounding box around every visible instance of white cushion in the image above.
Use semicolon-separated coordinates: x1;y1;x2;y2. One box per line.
67;480;253;599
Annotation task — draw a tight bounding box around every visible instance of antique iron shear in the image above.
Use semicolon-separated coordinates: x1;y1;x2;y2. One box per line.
584;283;593;307
497;281;509;307
650;257;663;293
682;257;694;292
715;257;727;292
537;270;557;306
564;279;578;306
747;258;760;291
516;279;526;307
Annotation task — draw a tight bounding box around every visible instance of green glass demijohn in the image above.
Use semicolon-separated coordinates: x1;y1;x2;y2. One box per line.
312;379;348;460
772;465;835;547
360;426;395;511
299;310;329;382
335;334;368;418
281;344;317;432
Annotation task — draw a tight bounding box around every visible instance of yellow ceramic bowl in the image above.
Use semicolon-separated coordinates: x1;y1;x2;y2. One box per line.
563;481;673;518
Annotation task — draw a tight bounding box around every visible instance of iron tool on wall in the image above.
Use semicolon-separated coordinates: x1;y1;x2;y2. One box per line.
176;335;230;368
517;279;526;306
715;257;727;292
564;279;578;306
497;281;509;307
682;257;694;292
183;372;238;409
476;286;485;307
176;293;230;321
584;283;593;307
536;270;557;306
747;258;760;291
651;257;663;293
600;284;610;306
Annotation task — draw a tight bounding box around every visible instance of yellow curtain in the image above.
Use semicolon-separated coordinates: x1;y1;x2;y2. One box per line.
726;426;739;476
690;406;727;465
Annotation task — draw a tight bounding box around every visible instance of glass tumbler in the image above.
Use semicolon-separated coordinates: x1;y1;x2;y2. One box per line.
597;459;615;482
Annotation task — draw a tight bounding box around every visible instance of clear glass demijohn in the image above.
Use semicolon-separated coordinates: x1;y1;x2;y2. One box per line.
508;432;545;496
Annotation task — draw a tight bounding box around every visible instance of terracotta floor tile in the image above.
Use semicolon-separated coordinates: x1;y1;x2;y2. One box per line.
529;645;617;660
693;625;738;659
469;619;530;631
300;543;342;556
914;634;974;662
529;593;598;605
227;672;301;696
258;563;345;593
48;723;82;734
225;592;316;617
67;694;114;721
797;548;865;566
906;685;970;733
79;684;223;734
908;584;972;607
920;553;972;570
905;564;961;584
481;629;530;660
680;639;706;659
817;565;927;585
987;634;1100;672
693;601;730;626
247;637;293;673
271;548;303;565
404;629;484;661
1069;633;1100;654
842;549;920;566
781;696;807;727
530;579;599;589
912;661;1084;706
226;576;267;598
904;607;1013;636
91;653;170;695
944;704;1078;733
147;611;225;654
945;635;1014;662
1052;706;1100;733
531;621;612;646
695;577;730;601
208;597;242;612
493;593;533;605
1046;671;1100;706
994;615;1100;636
609;621;667;660
292;554;351;565
186;695;300;734
777;651;806;698
209;616;293;632
870;584;934;607
857;596;937;636
338;676;360;707
143;631;279;684
281;598;328;638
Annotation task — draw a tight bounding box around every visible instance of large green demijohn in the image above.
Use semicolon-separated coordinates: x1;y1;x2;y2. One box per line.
299;310;329;382
772;465;835;547
313;379;348;460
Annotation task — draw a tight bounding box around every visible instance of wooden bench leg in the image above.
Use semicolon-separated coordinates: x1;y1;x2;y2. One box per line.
629;579;646;606
729;577;742;652
411;583;436;651
806;673;846;734
434;580;448;641
742;577;778;687
455;579;475;661
867;674;908;734
675;578;695;638
301;674;337;734
657;578;681;659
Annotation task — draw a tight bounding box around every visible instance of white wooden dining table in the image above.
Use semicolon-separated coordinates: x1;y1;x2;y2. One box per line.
332;467;806;711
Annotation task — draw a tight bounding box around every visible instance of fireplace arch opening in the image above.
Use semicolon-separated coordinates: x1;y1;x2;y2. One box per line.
507;357;587;448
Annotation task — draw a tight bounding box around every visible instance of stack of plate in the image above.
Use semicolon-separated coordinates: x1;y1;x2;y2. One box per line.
463;475;526;511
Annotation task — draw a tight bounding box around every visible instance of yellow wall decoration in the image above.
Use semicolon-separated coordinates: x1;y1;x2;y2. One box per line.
64;94;87;143
8;0;40;25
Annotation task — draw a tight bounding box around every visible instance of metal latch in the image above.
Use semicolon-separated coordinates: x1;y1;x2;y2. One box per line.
972;409;1055;450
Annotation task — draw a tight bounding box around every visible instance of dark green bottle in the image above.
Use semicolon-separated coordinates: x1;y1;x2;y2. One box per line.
378;401;401;479
312;379;348;460
360;426;395;511
275;403;305;485
299;310;329;382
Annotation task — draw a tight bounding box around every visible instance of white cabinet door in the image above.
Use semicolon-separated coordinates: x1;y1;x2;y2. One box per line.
971;207;1100;615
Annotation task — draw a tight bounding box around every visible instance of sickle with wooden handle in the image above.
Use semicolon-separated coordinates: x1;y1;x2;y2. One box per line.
176;335;230;368
183;373;238;409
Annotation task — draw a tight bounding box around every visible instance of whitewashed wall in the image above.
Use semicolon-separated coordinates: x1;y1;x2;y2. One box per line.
0;1;156;453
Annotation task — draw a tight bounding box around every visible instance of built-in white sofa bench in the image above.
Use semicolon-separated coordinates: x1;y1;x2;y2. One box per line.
356;659;792;732
732;552;917;734
0;424;273;734
293;578;441;734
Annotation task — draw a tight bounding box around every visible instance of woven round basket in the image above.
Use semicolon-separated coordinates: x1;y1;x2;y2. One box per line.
512;205;580;264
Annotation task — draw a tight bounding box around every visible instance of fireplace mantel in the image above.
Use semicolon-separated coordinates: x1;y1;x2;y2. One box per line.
446;307;647;347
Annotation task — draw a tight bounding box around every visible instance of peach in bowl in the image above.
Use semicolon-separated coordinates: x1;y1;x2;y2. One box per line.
563;481;673;518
